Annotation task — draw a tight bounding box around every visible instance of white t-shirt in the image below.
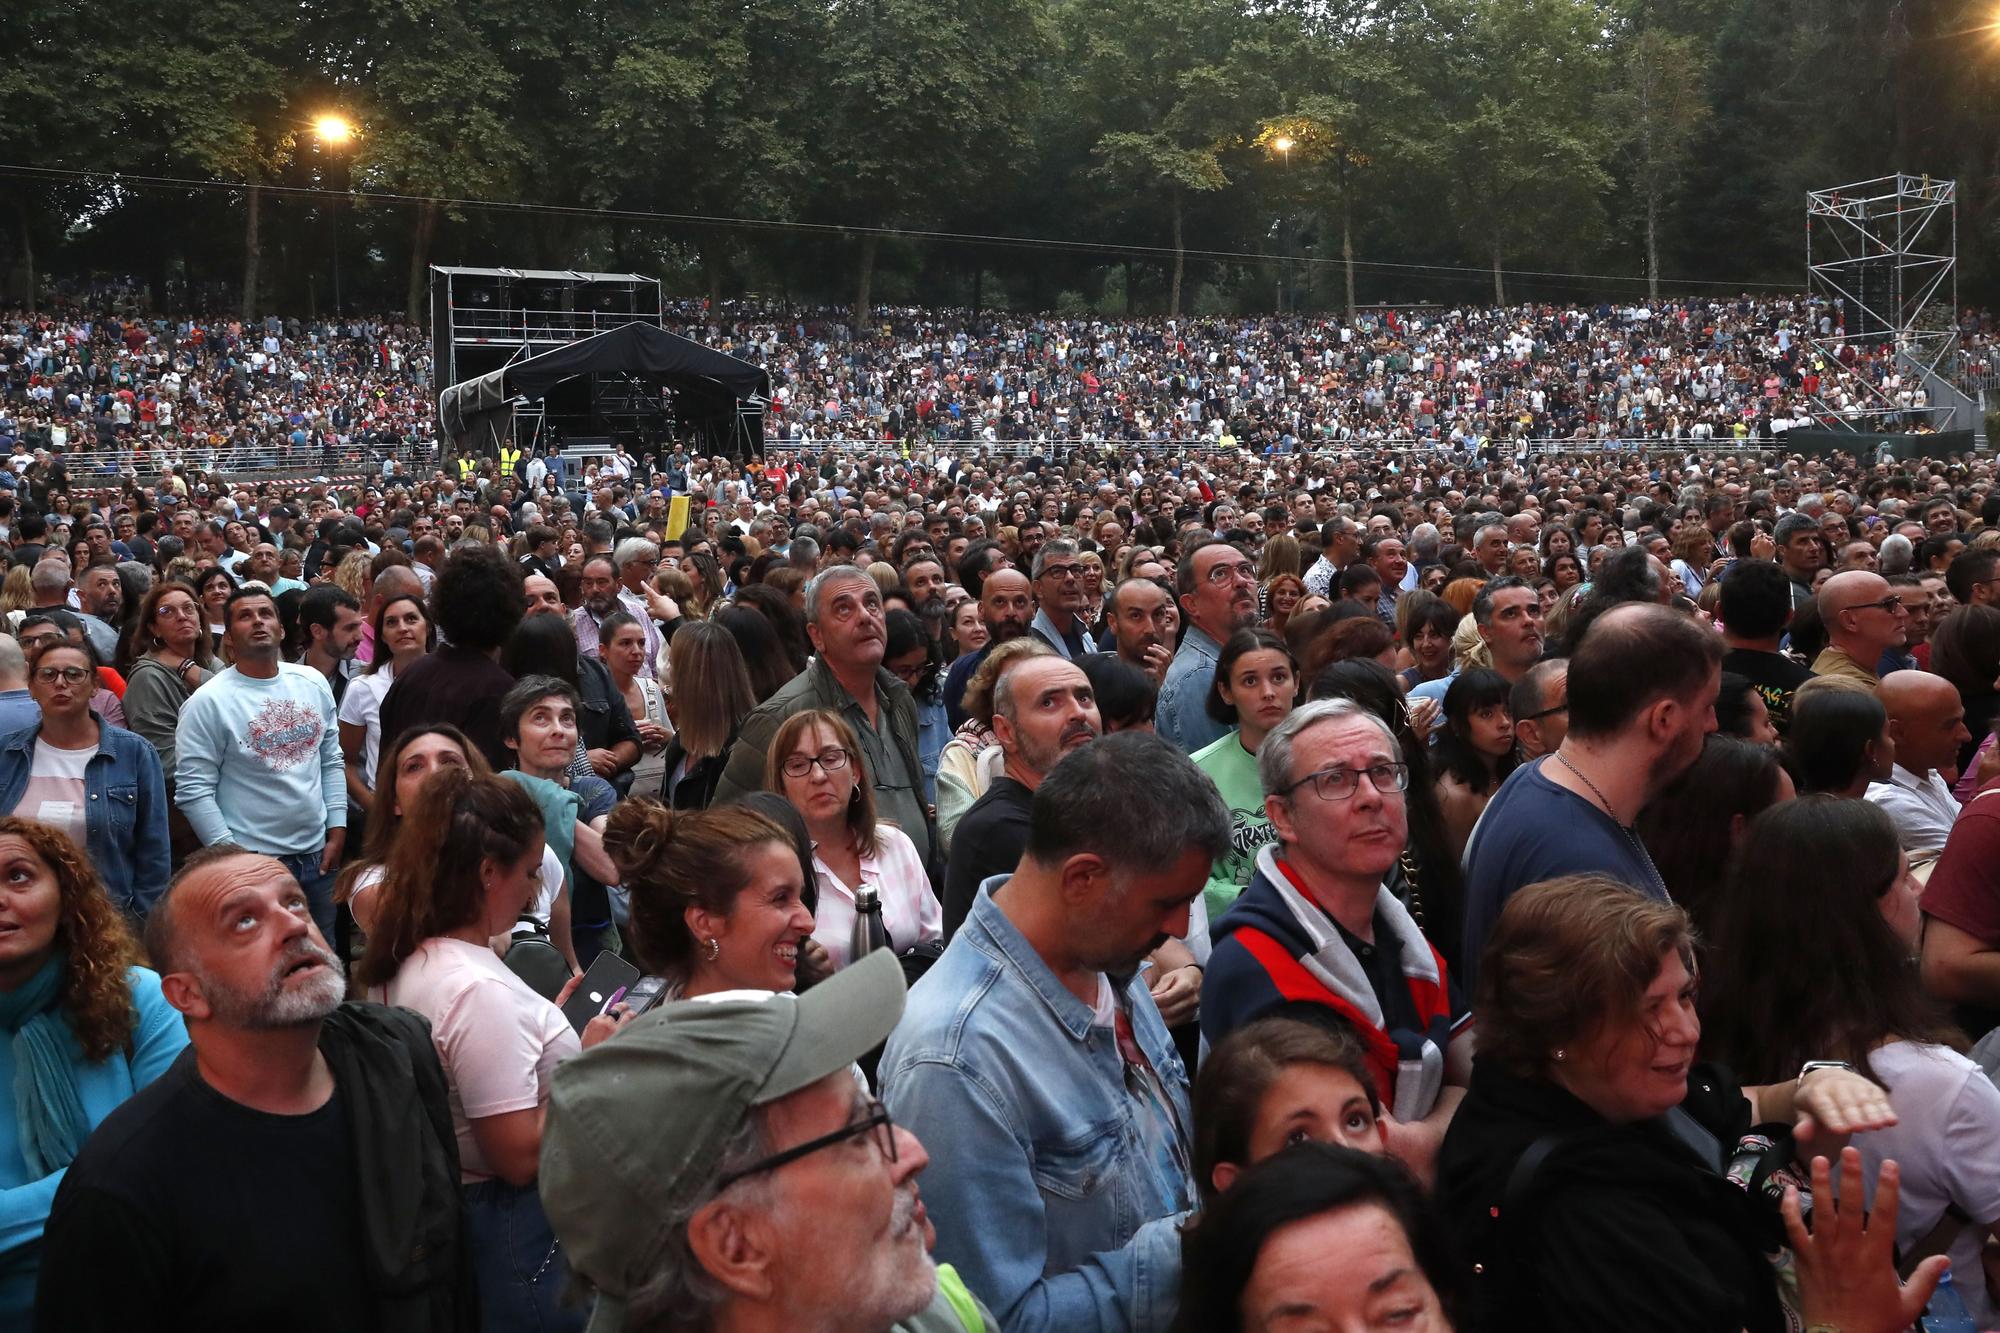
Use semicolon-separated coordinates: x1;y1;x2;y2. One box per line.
1850;1039;2000;1329
350;846;564;934
807;823;942;970
20;740;97;846
372;936;579;1182
336;668;395;789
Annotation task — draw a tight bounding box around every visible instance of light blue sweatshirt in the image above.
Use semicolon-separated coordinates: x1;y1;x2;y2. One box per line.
0;966;186;1317
173;663;347;854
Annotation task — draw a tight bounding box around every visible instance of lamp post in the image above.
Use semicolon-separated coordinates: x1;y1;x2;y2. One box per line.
1271;136;1295;313
313;114;355;316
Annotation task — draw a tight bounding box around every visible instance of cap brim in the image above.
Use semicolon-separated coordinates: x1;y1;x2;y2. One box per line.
757;947;907;1106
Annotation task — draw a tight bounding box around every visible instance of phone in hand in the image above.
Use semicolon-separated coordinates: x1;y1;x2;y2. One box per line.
622;974;672;1019
561;952;641;1033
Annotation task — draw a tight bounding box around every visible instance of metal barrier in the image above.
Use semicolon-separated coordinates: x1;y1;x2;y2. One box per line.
35;440;441;485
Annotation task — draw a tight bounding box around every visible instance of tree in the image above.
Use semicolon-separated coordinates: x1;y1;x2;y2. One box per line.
1601;27;1710;300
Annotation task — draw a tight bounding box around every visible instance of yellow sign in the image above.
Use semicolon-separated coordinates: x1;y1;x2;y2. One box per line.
665;495;690;541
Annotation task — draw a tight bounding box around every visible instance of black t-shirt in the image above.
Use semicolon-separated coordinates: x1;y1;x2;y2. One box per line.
1720;647;1814;734
942;776;1035;939
37;1049;374;1333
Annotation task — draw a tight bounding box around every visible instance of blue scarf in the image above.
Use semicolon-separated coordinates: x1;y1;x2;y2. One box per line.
0;952;92;1177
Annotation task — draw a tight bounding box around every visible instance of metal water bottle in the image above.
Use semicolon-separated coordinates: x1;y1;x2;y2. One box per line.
851;885;890;960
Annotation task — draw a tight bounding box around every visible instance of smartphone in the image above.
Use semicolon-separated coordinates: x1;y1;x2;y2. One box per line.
561;952;641;1033
622;974;672;1019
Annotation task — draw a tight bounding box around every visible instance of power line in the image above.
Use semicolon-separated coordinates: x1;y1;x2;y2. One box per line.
0;161;1797;292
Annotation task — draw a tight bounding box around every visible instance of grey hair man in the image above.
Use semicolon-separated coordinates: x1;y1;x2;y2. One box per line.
1027;539;1090;659
713;567;931;866
883;733;1228;1332
1201;699;1472;1177
540;950;994;1333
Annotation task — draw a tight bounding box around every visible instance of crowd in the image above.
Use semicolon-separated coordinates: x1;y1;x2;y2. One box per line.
1;302;2000;1332
6;297;1995;477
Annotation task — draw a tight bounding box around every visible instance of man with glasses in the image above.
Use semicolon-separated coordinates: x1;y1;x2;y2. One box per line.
539;949;993;1332
885;734;1227;1333
1158;540;1259;753
1201;699;1471;1181
1510;658;1569;761
1812;569;1908;689
1027;539;1090;660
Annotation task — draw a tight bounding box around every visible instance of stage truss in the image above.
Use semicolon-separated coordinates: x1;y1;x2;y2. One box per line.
1805;174;1958;431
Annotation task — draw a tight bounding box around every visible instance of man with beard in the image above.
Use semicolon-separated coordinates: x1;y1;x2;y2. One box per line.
884;734;1228;1333
941;650;1103;938
38;849;472;1332
1460;604;1721;991
1105;576;1173;684
902;555;952;650
540;949;995;1333
716;567;932;869
1158;540;1259;753
942;568;1034;728
174;588;346;939
1200;700;1472;1181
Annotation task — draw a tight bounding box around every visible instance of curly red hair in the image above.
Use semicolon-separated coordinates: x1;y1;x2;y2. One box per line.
0;818;140;1062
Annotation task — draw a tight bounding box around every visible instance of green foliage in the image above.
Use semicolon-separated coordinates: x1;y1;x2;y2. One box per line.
6;0;2000;311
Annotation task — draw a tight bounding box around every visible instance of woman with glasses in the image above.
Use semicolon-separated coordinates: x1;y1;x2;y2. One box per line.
117;580;212;780
883;609;946;805
0;638;170;919
765;708;940;974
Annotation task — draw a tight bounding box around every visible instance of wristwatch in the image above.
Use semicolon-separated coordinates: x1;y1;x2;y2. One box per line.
1797;1059;1855;1089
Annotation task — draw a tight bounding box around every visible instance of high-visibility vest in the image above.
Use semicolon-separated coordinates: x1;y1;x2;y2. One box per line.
457;456;479;482
498;447;522;477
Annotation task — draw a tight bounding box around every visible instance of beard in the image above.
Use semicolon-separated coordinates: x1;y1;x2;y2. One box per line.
845;1187;939;1330
200;938;347;1029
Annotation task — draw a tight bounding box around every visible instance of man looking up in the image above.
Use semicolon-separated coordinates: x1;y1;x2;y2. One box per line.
717;567;932;868
38;850;472;1331
1407;575;1545;709
942;567;1034;728
1027;540;1090;660
1159;540;1258;753
1106;575;1174;685
941;647;1101;938
1509;658;1569;761
174;588;346;938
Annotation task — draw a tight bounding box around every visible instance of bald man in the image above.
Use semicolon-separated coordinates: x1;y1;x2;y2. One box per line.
1866;670;1973;857
1812;571;1909;689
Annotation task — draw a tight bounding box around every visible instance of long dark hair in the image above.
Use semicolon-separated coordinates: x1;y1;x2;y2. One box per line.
367;592;433;676
1307;659;1467;975
1635;735;1789;944
1207;627;1294;726
1700;796;1963;1084
1431;667;1516;793
502;611;581;687
1784;685;1887;795
713;604;796;704
1173;1143;1457;1333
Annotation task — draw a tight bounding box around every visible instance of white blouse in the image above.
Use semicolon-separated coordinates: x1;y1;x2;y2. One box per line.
809;822;943;970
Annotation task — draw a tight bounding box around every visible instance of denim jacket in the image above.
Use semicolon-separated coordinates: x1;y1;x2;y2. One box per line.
0;716;171;917
880;877;1192;1333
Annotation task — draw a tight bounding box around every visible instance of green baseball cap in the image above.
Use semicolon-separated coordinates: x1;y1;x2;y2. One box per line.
539;949;908;1333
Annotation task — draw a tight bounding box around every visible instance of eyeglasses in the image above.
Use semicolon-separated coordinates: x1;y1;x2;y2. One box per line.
1284;762;1410;802
714;1098;899;1192
1204;561;1258;586
1837;594;1908;617
1518;702;1570;723
33;667;91;685
781;747;851;779
1039;564;1081;582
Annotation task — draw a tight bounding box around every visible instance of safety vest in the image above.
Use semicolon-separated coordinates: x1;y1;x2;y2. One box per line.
498;447;522;478
456;456;479;482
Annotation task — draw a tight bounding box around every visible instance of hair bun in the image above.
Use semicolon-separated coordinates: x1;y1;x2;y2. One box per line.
602;798;675;878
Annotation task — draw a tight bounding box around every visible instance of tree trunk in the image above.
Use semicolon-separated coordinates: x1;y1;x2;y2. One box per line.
852;233;878;329
1491;239;1506;307
1169;189;1185;319
1645;191;1660;304
971;265;983;319
707;246;726;312
12;197;32;308
241;179;263;321
1123;259;1134;317
1339;159;1356;322
406;197;437;323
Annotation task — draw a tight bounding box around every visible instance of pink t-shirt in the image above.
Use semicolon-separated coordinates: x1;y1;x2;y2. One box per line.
374;936;578;1182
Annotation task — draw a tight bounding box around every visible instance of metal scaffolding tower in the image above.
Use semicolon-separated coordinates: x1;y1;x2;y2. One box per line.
1805;174;1959;432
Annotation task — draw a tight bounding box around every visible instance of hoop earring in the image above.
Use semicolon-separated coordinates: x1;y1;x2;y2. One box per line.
703;937;720;962
1553;1049;1567;1062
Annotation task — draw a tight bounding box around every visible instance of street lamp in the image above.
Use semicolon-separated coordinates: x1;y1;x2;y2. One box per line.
313;114;356;315
1273;135;1294;166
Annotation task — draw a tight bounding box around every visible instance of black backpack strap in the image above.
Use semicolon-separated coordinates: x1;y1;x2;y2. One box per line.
1475;1132;1569;1330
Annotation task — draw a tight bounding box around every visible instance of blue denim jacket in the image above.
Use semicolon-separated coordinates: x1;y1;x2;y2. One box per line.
880;877;1193;1333
0;717;171;917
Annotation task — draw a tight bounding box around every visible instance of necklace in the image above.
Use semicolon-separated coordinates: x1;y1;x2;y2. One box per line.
1551;751;1669;898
